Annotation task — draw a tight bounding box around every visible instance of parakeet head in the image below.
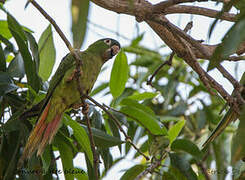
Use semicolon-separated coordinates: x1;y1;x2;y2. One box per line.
87;38;121;61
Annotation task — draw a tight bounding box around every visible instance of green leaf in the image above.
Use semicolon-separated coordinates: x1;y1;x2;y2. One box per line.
208;18;245;70
25;31;40;71
99;148;113;172
127;92;158;101
120;98;155;115
71;0;89;49
110;50;128;98
41;145;52;173
0;43;6;71
91;108;102;129
231;106;245;164
38;24;56;81
0;72;18;97
7;52;25;78
7;13;40;92
131;33;144;47
54;133;74;180
90;82;108;96
168;119;185;144
120;105;167;135
160;116;182;123
85;154;96;179
7;16;26;41
81;124;124;148
107;114;121;151
171;139;203;160
0;20;12;40
63;114;93;166
169;153;198;180
120;164;146;180
73;168;88;180
0;34;14;52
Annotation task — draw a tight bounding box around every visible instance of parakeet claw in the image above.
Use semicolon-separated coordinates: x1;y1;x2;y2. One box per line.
72;103;83;109
82;103;89;114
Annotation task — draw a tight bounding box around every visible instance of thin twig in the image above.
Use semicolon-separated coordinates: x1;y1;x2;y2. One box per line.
226;55;245;61
153;0;197;12
217;64;241;90
147;53;173;86
135;151;167;180
84;95;150;161
163;5;236;22
147;21;193;86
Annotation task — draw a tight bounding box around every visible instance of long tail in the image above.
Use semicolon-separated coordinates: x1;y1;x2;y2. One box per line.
18;101;62;168
202;109;238;147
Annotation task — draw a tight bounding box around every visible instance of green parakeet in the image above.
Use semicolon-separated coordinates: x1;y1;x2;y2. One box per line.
19;38;120;165
202;72;245;147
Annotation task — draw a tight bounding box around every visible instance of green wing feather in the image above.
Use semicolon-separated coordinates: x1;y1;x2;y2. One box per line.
40;53;76;111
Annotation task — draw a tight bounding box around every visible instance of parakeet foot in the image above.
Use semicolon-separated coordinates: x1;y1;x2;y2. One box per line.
82;103;89;114
72;103;83;109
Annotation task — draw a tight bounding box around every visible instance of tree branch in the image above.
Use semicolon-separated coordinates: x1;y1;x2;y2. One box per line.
162;5;236;22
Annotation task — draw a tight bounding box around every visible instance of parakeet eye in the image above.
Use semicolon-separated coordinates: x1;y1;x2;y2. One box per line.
104;39;111;45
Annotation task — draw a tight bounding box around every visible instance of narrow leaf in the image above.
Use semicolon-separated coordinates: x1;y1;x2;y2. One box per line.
0;72;18;96
110;50;128;98
7;53;25;78
171;139;204;160
0;20;12;40
120;164;146;180
63;114;93;166
120;105;167;135
41;145;52;173
73;168;88;180
127;92;158;101
89;82;109;96
55;133;74;180
120;98;155;115
208;18;245;70
71;0;89;49
170;153;198;180
81;124;124;148
0;43;6;71
168;119;185;144
25;31;40;71
38;24;56;81
231;106;245;164
7;13;40;92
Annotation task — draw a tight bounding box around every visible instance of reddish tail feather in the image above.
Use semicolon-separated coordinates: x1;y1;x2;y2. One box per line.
18;101;62;168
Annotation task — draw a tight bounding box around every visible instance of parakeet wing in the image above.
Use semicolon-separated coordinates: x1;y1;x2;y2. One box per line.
41;53;75;111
